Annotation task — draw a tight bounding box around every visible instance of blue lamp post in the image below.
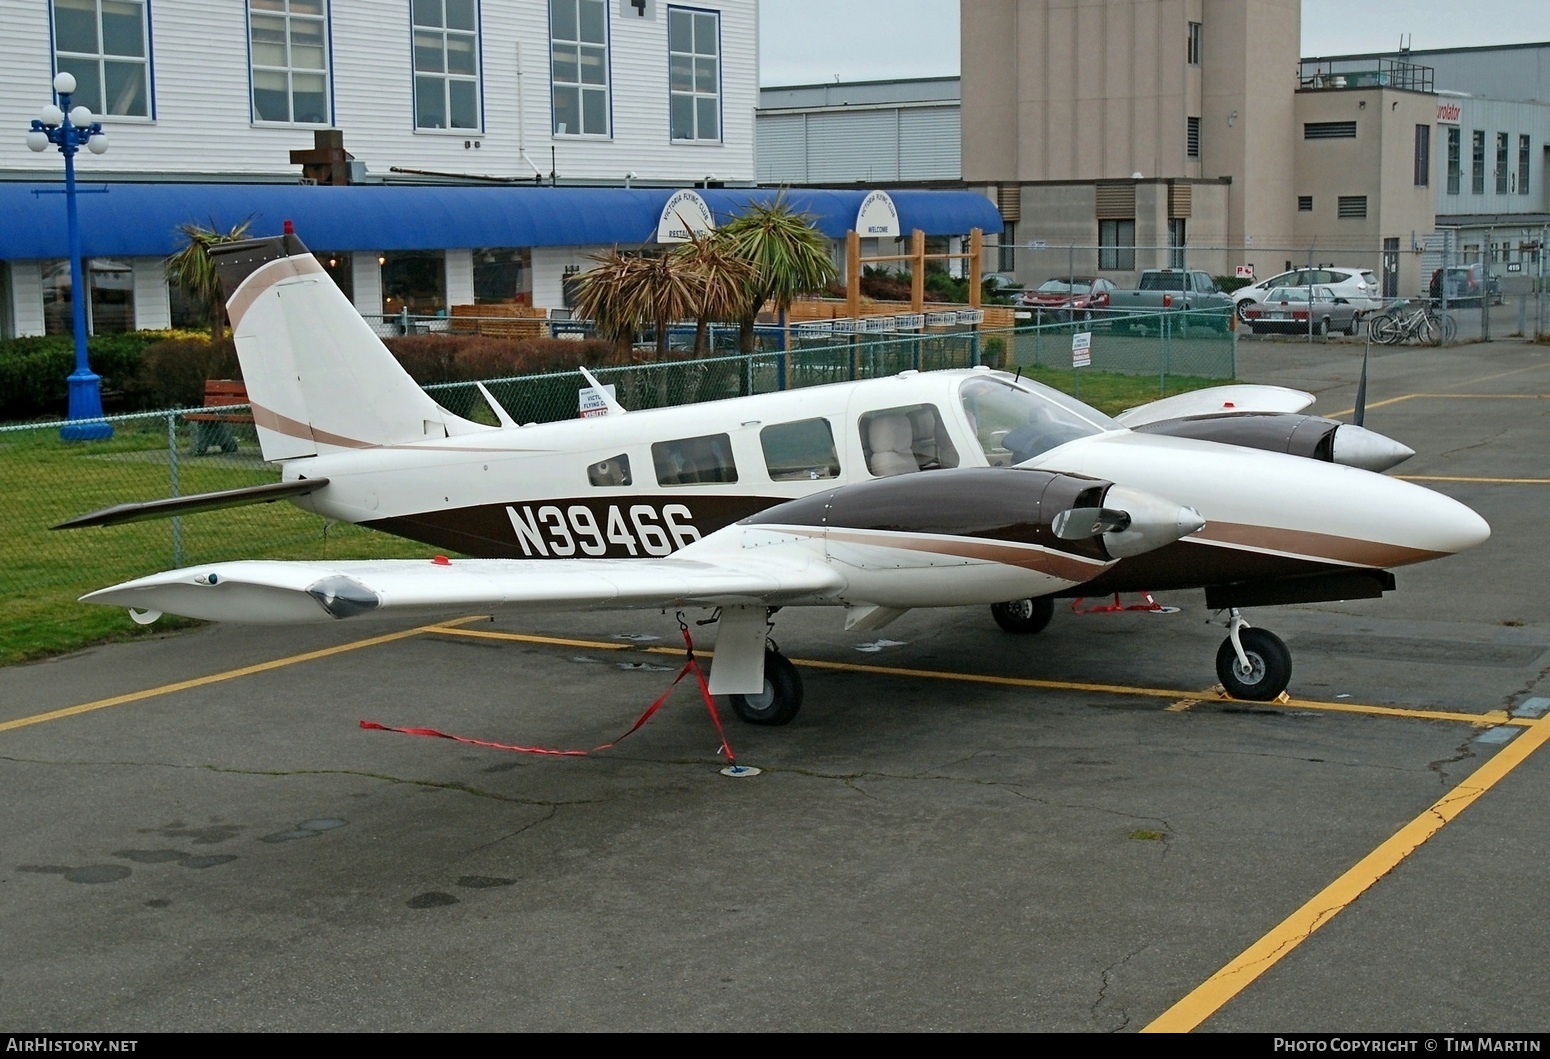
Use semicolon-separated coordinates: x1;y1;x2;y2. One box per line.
27;71;113;441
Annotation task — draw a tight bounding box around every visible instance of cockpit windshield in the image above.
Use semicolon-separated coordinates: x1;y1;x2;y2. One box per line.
957;375;1118;464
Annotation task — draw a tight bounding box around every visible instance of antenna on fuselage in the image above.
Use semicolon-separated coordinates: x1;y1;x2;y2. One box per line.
474;381;519;428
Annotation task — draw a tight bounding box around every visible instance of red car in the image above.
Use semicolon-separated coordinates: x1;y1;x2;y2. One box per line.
1018;277;1116;321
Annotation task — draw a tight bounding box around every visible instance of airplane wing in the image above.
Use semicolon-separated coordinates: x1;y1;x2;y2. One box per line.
80;551;848;625
1113;385;1316;426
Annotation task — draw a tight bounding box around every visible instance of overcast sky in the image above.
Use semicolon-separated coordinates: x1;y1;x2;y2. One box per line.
758;1;1550;87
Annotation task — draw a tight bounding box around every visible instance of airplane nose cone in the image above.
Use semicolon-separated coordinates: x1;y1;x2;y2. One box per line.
1331;424;1415;471
1100;485;1206;558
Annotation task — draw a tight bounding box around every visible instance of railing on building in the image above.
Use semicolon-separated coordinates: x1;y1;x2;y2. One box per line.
1298;57;1434;93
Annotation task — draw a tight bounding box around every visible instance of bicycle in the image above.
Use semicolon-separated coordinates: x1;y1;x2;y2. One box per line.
1368;300;1457;345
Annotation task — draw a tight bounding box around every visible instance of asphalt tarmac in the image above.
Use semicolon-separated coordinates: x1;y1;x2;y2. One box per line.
2;335;1547;1033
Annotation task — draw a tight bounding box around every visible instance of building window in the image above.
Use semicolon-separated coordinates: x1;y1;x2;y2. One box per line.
248;0;329;124
1098;219;1135;271
668;7;720;141
998;222;1016;272
318;252;353;301
550;0;609;136
1304;121;1356;140
1186;117;1200;159
1520;134;1531;195
1414;124;1430;187
1297;195;1313;211
412;0;479;130
1496;132;1510;194
1472;129;1486;194
43;258;135;335
473;247;531;303
52;0;151;118
1167;218;1187;268
380;250;447;316
1337;196;1367;219
1187;21;1201;65
1446;127;1461;195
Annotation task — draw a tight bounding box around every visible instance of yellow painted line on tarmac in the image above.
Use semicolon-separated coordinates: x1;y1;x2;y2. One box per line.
423;624;636;651
0;615;488;735
1328;391;1550;420
426;625;1516;728
1142;710;1550;1033
1398;475;1550;484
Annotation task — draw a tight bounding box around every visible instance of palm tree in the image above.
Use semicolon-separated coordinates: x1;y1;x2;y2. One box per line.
718;194;838;353
574;249;703;360
164;216;253;343
670;229;755;356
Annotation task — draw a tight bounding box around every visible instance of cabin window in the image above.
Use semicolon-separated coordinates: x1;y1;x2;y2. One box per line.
652;434;737;485
859;405;958;478
587;454;631;486
760;419;839;481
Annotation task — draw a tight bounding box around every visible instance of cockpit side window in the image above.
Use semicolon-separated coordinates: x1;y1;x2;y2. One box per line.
761;418;841;481
587;454;632;487
859;404;959;477
652;434;738;486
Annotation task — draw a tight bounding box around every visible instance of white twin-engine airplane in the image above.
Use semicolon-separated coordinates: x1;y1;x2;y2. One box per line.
69;231;1489;725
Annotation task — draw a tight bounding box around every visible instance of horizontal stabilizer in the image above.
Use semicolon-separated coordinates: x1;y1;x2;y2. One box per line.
52;478;329;529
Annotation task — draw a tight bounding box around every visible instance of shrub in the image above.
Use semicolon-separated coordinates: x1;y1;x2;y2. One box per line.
128;336;240;409
1215;275;1254;294
0;331;196;421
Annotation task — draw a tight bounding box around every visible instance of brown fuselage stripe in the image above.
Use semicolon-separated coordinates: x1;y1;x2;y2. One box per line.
1190;522;1443;569
227;254;325;332
818;527;1107;582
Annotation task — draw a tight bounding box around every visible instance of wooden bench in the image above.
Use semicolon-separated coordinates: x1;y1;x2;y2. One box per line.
185;379;253;455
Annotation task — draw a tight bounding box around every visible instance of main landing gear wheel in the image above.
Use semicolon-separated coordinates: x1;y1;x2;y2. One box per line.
991;597;1055;635
728;648;804;726
1215;627;1292;701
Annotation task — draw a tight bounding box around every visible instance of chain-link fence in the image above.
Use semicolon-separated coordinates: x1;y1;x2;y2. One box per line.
0;314;1233;662
995;238;1550;344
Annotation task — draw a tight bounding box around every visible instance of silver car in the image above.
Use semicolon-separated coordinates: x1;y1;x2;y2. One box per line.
1241;286;1361;335
1233;266;1381;321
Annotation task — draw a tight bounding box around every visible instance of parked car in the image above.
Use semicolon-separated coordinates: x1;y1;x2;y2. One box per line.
1429;264;1503;305
1241;286;1360;335
1107;269;1234;330
1017;276;1116;320
1232;266;1382;321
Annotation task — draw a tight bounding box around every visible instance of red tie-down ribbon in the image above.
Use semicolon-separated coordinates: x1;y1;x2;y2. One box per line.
362;619;737;764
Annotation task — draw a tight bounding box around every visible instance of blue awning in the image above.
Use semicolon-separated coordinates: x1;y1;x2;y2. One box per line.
0;182;1001;261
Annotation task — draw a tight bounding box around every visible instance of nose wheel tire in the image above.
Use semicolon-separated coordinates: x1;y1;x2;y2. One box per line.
991;596;1056;635
1215;627;1292;701
728;648;803;726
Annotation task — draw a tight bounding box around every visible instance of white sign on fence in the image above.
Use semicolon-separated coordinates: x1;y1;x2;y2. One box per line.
579;384;618;418
1072;331;1092;368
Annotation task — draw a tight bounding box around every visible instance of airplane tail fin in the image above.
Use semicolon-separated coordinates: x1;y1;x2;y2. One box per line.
212;230;488;461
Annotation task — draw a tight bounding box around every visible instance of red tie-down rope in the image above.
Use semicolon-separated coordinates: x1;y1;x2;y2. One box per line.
361;617;737;764
1070;591;1169;614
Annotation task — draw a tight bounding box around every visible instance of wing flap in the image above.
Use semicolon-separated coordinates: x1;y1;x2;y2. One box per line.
81;554;845;625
